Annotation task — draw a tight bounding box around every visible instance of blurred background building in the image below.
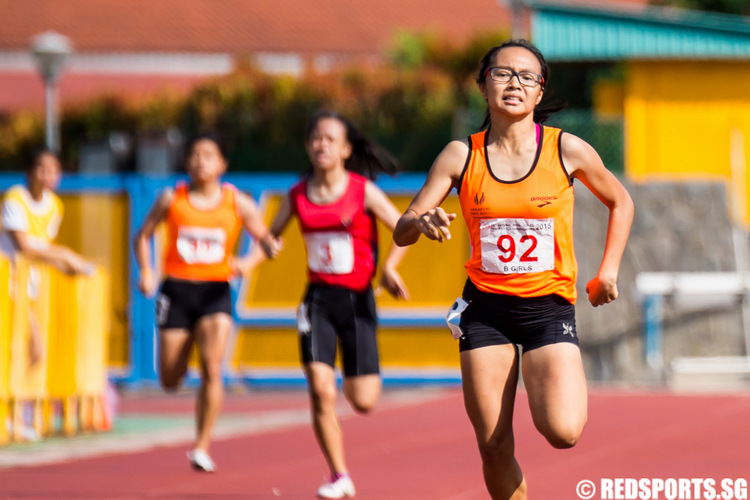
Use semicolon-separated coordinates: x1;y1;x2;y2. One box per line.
0;0;515;112
0;0;664;112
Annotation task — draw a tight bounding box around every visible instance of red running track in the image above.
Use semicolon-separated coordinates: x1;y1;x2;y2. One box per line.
0;387;749;499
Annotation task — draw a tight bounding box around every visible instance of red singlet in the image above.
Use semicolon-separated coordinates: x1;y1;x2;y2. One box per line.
289;172;378;292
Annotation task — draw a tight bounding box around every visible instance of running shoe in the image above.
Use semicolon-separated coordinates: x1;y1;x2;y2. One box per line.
187;449;216;472
317;473;355;498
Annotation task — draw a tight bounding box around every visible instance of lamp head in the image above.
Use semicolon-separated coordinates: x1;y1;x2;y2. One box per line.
30;31;73;82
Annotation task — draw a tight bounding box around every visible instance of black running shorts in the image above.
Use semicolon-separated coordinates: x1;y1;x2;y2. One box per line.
156;278;233;330
457;279;579;353
298;283;379;377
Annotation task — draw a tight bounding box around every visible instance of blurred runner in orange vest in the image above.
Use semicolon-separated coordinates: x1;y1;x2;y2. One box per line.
133;132;280;473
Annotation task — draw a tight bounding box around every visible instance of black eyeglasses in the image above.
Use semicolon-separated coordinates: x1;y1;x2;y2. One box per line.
484;67;544;88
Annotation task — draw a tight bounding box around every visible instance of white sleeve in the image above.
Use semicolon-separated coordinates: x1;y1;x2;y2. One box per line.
47;212;62;239
1;199;29;232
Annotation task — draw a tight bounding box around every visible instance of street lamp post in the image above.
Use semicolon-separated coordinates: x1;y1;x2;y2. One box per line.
498;0;528;40
30;31;73;153
511;0;525;39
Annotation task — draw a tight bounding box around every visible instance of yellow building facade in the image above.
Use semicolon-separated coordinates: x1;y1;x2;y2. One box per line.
625;61;750;200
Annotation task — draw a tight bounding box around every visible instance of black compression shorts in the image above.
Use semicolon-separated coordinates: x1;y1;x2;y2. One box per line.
457;279;579;353
298;283;379;377
156;278;233;330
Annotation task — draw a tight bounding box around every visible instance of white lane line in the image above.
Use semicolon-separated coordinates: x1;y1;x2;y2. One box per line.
0;388;449;469
0;409;310;469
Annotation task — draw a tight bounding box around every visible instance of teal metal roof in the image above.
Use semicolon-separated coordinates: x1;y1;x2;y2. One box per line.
528;1;750;61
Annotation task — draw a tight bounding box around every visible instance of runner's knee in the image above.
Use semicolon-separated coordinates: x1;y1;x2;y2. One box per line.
200;359;223;384
159;373;182;392
343;378;380;414
540;418;586;449
346;393;377;414
309;379;337;412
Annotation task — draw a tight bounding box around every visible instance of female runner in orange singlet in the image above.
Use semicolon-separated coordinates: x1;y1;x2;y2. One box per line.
394;40;634;500
133;132;280;472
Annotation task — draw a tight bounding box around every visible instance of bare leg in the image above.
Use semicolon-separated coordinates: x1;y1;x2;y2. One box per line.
342;374;381;414
193;312;232;452
158;328;193;391
522;343;588;449
461;344;527;500
305;362;347;475
27;307;42;367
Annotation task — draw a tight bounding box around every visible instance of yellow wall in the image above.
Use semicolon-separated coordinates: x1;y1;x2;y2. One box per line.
0;258;11;402
57;194;130;368
0;256;110;442
624;60;750;222
233;192;470;369
593;79;625;119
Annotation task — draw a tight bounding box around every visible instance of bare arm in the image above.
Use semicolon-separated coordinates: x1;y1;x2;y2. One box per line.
393;139;468;246
365;181;409;299
6;230;92;275
132;188;172;297
235;191;282;258
231;192;291;275
563;133;634;307
269;193;294;239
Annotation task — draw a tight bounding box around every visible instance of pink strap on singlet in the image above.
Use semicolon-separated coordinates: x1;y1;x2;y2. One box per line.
535;123;541;146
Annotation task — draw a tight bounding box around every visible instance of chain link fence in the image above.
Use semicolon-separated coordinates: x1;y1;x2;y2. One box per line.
547;110;624;175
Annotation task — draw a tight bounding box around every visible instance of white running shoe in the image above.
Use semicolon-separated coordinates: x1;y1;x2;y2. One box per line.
317;474;355;499
187;449;216;472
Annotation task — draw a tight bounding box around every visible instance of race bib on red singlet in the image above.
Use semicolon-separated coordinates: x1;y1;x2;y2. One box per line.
176;226;227;264
480;218;554;274
304;231;354;274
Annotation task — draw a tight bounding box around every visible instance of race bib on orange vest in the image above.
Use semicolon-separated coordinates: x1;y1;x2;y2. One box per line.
176;226;228;265
480;218;555;274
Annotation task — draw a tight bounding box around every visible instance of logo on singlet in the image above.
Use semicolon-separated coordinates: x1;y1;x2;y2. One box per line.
470;191;491;217
530;195;557;208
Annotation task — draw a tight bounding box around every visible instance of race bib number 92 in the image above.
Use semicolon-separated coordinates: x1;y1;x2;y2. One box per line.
480;218;554;274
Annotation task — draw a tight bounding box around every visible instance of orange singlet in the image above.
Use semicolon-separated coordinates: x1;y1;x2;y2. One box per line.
163;182;242;282
458;125;577;303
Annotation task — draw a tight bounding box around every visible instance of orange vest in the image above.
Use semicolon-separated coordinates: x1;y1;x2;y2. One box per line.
163;182;242;282
458;126;577;303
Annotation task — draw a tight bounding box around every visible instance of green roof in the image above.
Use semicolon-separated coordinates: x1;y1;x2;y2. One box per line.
528;0;750;61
